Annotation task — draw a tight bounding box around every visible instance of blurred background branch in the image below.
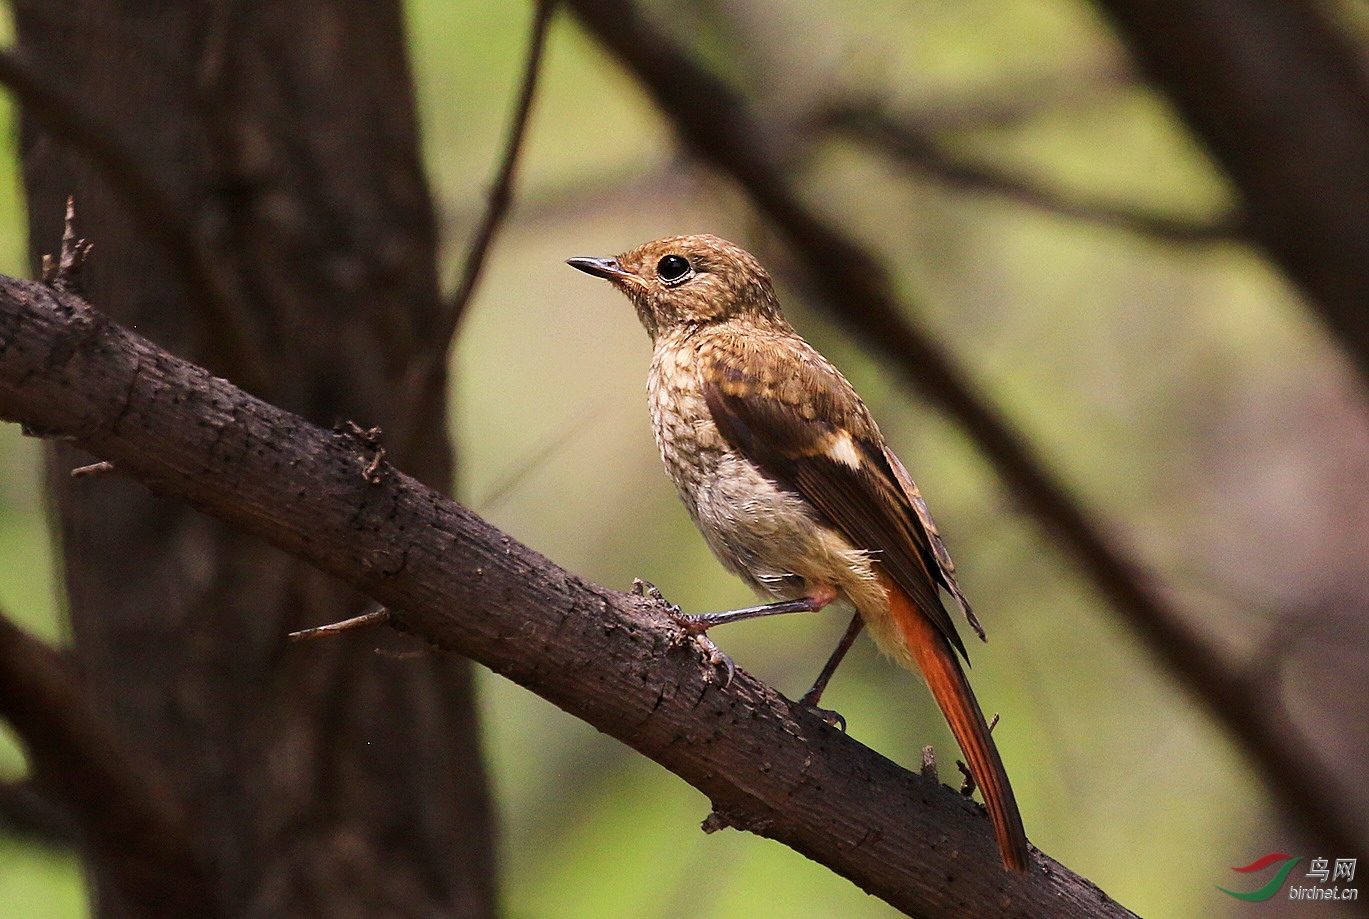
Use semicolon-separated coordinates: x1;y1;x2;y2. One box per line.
823;101;1244;244
0;606;215;919
1095;0;1369;382
0;780;76;849
391;0;556;463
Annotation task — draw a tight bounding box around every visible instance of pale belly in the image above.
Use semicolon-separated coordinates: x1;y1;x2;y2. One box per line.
644;337;907;669
647;359;879;606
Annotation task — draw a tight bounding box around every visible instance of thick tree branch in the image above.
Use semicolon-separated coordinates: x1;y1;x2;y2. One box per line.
564;0;1367;860
0;276;1137;918
0;607;217;919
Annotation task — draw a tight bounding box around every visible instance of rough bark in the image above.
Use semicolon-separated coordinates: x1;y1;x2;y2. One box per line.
14;4;495;918
0;273;1140;919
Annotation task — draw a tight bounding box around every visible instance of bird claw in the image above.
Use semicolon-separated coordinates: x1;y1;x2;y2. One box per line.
804;702;847;733
631;578;682;616
693;634;736;687
631;579;733;686
666;614;735;687
798;689;847;731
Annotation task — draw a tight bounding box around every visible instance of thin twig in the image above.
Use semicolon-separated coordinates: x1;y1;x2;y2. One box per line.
71;460;117;479
288;607;391;642
443;0;555;334
957;760;976;797
390;0;555;461
476;405;602;512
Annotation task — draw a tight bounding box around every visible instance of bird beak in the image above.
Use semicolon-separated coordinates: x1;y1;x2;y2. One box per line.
566;256;644;287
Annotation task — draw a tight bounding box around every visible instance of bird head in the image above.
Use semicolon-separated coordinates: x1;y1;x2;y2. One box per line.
568;234;786;340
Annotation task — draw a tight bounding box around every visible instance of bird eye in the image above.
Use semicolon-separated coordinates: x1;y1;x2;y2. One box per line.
656;254;693;285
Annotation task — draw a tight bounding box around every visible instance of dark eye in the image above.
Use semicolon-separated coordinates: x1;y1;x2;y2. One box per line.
656;254;693;285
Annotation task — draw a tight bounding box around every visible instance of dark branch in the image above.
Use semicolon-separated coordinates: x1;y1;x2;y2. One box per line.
826;102;1244;244
0;606;217;918
844;64;1135;134
564;0;1368;861
0;275;1138;918
0;780;77;848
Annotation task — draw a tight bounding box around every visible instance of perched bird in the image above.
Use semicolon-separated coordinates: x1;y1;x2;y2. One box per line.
568;234;1029;872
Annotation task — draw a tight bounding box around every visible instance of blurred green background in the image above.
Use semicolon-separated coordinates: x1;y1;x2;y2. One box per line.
4;1;1365;917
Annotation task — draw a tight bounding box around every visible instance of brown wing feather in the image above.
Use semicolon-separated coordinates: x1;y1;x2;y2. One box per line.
881;444;982;640
702;345;975;660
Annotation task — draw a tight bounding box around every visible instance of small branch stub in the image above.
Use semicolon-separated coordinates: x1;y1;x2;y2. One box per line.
288;607;391;642
336;420;388;484
43;196;94;294
921;744;938;782
958;760;976;797
71;461;117;479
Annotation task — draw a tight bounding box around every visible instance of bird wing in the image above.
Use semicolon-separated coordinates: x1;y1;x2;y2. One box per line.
702;339;979;660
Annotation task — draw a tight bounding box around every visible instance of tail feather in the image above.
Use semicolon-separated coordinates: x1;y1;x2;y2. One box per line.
883;573;1029;872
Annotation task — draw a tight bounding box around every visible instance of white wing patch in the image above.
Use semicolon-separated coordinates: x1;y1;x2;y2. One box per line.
825;431;864;469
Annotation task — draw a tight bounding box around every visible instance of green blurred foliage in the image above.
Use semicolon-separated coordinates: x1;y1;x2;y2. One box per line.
0;4;76;914
4;0;1365;917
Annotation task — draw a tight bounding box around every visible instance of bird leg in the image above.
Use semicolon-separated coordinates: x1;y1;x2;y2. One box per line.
796;611;864;730
670;586;837;634
632;581;838;689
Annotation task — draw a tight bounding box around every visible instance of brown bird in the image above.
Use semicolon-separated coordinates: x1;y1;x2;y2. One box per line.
568;234;1029;872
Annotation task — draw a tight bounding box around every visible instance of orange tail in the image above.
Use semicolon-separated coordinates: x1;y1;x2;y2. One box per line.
883;574;1029;872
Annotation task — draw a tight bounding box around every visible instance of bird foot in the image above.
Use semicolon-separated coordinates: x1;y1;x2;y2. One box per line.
797;689;847;732
631;578;735;686
804;703;847;732
687;633;736;687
